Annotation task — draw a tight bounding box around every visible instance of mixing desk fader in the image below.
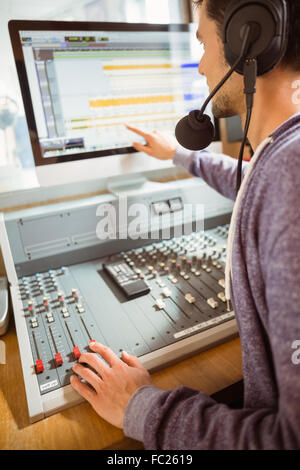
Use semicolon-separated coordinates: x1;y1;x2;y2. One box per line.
0;178;237;422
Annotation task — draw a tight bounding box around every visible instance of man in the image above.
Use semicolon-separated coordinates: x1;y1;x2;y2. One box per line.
70;0;300;449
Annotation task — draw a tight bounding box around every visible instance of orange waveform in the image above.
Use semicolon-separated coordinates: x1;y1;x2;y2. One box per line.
89;95;179;108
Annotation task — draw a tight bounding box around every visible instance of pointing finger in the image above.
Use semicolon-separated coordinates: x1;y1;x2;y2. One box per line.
125;124;149;139
133;142;153;155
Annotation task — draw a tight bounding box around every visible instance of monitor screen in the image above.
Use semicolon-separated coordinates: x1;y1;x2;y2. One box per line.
9;21;216;168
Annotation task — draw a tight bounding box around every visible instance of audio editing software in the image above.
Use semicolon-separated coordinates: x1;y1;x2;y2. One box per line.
20;28;209;159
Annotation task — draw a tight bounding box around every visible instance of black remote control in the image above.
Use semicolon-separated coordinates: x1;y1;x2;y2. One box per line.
103;261;150;300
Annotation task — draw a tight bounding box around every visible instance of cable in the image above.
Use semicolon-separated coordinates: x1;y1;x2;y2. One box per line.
236;58;258;195
236;106;253;193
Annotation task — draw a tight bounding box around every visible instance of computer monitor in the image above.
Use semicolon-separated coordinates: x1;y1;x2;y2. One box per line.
9;20;219;187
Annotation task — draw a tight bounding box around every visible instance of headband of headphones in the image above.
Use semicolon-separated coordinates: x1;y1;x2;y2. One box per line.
222;0;289;76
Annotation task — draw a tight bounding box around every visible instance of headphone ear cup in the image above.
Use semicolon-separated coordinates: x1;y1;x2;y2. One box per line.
223;0;289;76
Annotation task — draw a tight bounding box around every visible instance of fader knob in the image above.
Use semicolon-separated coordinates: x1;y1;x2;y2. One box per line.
54;353;63;367
35;359;44;374
72;288;79;301
73;346;81;360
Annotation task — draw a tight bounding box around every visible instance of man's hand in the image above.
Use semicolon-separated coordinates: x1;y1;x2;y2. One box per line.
70;341;153;429
126;124;178;160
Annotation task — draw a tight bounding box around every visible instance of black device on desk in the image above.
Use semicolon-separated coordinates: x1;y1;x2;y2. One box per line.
0;277;9;336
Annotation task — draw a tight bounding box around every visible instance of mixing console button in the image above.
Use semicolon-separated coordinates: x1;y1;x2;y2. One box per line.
162;288;171;298
218;279;226;288
35;359;44;374
155;299;166;310
54;353;63;367
207;298;219;309
72;288;79;301
185;293;196;304
218;292;226;303
76;304;85;313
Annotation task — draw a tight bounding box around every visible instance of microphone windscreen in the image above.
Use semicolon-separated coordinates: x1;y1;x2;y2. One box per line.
175;112;215;151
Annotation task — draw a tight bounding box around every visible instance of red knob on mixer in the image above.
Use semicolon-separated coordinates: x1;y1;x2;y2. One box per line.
54;352;63;367
35;359;44;374
73;346;81;360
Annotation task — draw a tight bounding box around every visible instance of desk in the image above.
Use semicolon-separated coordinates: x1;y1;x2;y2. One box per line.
0;317;243;450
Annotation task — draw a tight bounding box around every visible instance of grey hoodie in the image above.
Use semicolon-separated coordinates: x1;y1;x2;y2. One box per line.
123;113;300;450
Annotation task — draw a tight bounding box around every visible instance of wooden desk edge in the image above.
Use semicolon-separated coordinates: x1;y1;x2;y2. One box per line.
0;319;242;451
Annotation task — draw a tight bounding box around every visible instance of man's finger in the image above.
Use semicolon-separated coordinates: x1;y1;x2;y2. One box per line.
133;142;152;155
70;374;97;403
78;351;110;375
122;350;145;370
125;124;149;138
89;341;120;367
73;362;102;391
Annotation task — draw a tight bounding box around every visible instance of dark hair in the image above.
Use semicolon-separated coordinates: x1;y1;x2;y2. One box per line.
193;0;300;71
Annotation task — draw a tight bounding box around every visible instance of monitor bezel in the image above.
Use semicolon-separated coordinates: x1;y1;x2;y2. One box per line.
9;19;220;168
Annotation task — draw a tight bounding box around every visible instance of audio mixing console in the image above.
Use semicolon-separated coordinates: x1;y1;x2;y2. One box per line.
0;178;237;422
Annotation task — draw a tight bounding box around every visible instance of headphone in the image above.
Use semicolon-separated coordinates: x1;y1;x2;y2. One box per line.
175;0;289;194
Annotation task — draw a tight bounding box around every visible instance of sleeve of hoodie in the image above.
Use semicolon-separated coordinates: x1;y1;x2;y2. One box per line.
122;143;300;451
173;147;250;201
123;210;300;449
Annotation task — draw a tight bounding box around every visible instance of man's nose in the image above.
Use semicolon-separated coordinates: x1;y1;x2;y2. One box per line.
198;56;205;77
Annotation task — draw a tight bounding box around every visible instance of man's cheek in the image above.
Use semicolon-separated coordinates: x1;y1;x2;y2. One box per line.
292;80;300;105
